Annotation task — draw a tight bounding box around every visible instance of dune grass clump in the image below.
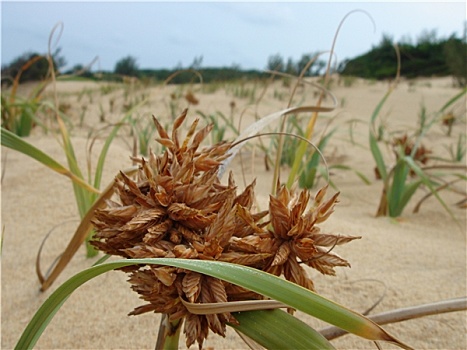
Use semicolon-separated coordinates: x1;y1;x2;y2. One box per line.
1;55;50;137
371;93;467;217
369;54;467;218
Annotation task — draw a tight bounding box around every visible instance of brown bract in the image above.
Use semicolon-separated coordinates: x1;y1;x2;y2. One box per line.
262;183;360;291
393;134;431;164
91;109;359;349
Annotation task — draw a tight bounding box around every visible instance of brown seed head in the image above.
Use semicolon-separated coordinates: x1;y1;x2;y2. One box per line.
91;111;360;349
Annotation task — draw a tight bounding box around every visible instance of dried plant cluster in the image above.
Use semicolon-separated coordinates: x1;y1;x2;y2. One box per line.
91;109;360;348
393;134;431;166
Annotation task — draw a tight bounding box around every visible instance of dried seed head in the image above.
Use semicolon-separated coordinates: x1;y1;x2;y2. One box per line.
92;111;360;349
92;112;268;348
267;184;360;290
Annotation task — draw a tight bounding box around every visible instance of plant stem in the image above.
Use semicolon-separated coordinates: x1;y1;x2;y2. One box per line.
155;314;183;350
319;297;467;340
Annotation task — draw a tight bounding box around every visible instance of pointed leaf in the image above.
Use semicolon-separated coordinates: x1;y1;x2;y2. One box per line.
1;128;98;194
19;259;411;350
231;308;335;350
405;156;456;221
388;159;409;217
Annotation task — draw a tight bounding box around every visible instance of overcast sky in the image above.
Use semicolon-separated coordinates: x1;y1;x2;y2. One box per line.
1;1;466;72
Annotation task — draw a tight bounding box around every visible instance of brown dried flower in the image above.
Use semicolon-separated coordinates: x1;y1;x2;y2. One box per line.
393;134;431;165
91;109;359;349
232;183;360;292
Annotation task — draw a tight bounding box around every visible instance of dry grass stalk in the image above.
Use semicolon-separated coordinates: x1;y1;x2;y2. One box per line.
91;109;360;349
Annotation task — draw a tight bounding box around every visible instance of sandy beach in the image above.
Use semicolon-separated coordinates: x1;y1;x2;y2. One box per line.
2;76;466;349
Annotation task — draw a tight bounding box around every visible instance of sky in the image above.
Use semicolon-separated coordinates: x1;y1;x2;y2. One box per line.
1;1;466;72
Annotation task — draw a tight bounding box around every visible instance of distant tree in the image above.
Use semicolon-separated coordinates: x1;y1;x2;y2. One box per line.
285;52;326;76
311;59;326;76
399;34;413;46
1;51;55;84
443;34;467;87
340;29;463;80
285;57;296;75
52;47;67;71
377;33;394;50
174;61;183;71
341;33;396;79
337;59;349;74
63;63;94;78
296;53;314;76
70;64;84;74
417;29;439;45
189;55;203;70
231;62;241;71
114;55;139;77
266;53;284;72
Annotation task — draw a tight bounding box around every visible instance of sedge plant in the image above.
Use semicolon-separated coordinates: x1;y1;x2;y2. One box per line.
1;55;50;137
12;14;458;350
370;80;467;217
1;22;144;286
14;108;413;350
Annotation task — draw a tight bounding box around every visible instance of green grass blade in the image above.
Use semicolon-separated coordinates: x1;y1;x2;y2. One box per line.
1;128;98;194
438;87;467;114
87;115;130;257
93;99;146;191
16;105;35;137
59;120;90;219
46;102;92;218
93;119;127;192
298;128;337;188
17;259;410;350
370;89;392;125
404;157;456;221
368;89;394;181
307;128;336;169
231;308;335;350
41;100;91;218
331;164;371;185
388;159;409;217
299;167;317;189
398;180;422;215
369;131;387;181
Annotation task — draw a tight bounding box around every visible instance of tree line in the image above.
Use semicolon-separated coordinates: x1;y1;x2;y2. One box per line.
2;29;465;86
340;30;466;86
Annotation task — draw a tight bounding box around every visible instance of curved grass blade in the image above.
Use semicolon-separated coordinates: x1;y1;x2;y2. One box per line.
413;176;466;213
404;156;456;222
231;308;335;350
19;259;412;350
39;167;138;291
369;131;387;181
219;105;334;179
92;100;146;192
1;127;99;194
438;87;467;114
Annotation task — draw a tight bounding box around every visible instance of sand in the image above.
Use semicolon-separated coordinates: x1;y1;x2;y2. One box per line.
1;76;466;349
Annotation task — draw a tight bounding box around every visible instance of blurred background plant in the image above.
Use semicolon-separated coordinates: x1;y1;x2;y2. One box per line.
1;55;50;136
370;81;467;217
